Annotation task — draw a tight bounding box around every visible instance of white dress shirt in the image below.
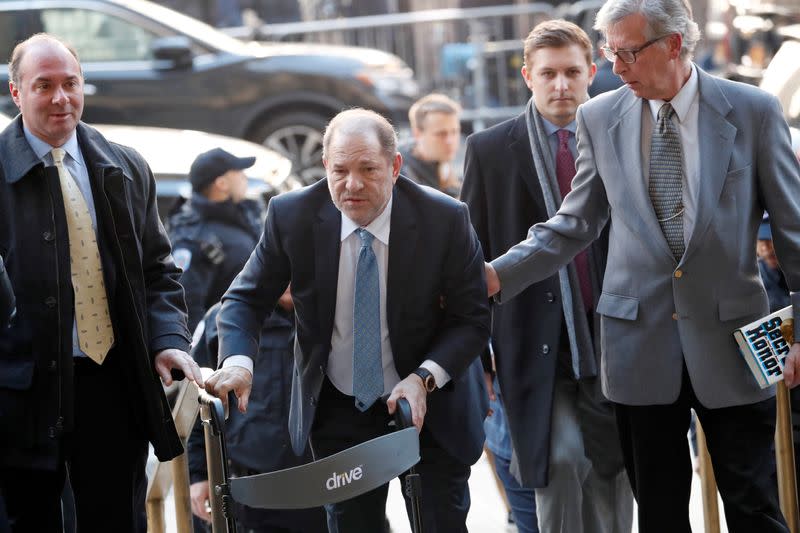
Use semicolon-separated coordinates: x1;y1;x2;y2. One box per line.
641;64;700;246
225;195;449;395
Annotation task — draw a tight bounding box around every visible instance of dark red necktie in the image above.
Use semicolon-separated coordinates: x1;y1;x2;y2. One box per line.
556;129;593;311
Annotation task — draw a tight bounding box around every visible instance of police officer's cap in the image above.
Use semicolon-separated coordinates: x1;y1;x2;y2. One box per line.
190;148;256;191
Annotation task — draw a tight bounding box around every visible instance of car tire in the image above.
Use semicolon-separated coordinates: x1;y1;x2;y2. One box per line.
251;111;329;186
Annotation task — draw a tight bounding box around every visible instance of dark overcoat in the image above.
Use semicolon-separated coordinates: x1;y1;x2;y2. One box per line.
0;116;191;469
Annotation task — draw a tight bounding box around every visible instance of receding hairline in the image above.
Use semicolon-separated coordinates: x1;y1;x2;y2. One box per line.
10;34;82;85
322;109;397;162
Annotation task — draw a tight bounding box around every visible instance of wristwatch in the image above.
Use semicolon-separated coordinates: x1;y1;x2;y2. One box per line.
412;367;437;393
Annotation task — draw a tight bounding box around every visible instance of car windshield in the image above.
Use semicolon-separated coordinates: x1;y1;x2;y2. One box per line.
113;0;253;55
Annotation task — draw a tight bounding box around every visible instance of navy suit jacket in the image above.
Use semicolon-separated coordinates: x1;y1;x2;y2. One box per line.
218;176;490;465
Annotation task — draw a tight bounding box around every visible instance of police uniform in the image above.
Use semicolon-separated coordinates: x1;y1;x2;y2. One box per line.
167;147;264;332
168;194;263;332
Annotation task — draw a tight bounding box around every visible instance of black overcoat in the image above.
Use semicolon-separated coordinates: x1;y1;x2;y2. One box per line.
0;116;191;469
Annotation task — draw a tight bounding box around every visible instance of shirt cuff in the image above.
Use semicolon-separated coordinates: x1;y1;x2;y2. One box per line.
420;360;450;388
222;355;254;374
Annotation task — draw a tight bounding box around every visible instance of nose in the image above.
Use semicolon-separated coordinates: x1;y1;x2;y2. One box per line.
555;74;569;92
611;56;626;76
447;132;459;147
51;86;68;105
345;174;364;191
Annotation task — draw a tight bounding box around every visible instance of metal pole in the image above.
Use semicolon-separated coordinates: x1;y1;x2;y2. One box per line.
468;19;488;132
201;402;230;533
776;381;799;532
696;420;721;533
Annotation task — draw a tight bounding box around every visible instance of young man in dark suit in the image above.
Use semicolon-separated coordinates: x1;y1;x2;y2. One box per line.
461;20;632;533
206;108;490;532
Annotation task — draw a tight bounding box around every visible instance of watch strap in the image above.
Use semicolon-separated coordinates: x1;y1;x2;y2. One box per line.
412;367;436;393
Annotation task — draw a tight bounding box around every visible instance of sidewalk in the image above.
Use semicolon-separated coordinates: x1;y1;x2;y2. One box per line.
384;452;728;533
163;450;728;532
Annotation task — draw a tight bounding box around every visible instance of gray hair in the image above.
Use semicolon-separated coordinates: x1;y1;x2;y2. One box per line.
322;108;398;163
594;0;700;60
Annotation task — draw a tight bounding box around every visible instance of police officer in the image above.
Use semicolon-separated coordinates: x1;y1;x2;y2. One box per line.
168;148;264;331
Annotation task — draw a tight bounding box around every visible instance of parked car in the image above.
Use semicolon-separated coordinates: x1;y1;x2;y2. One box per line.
0;0;419;184
0;111;296;219
759;26;800;129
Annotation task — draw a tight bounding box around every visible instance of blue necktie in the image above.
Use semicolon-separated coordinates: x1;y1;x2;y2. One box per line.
353;229;383;411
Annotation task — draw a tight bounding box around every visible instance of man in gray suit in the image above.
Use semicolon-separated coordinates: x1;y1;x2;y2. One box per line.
485;0;800;531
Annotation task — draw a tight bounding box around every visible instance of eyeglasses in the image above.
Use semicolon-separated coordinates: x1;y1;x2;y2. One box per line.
600;35;670;64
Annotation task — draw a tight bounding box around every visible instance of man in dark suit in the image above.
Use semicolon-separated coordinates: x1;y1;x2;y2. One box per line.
485;0;800;529
461;20;632;533
0;34;202;531
206;108;490;532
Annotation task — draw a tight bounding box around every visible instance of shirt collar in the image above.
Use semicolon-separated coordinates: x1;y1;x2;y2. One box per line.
540;115;577;138
647;63;698;124
23;125;82;167
340;195;392;245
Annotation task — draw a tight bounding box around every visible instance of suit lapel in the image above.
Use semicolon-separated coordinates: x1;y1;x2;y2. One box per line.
608;90;676;261
314;198;341;343
682;70;736;264
508;115;544;203
386;186;418;341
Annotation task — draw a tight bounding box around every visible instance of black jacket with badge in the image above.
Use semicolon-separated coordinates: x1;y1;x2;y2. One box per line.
167;194;263;332
0;116;191;469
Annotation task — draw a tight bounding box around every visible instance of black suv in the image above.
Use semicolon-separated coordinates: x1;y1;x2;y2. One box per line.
0;0;420;184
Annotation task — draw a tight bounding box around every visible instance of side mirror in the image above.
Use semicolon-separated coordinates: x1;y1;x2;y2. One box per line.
152;36;193;70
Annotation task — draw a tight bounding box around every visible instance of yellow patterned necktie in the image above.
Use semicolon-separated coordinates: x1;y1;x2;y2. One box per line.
52;148;114;364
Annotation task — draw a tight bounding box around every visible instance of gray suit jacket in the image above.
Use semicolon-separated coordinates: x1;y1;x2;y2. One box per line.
492;67;800;408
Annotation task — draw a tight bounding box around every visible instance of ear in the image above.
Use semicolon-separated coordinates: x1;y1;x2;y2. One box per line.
667;33;683;59
521;65;534;91
213;175;229;193
588;62;598;84
392;152;402;182
9;81;20;109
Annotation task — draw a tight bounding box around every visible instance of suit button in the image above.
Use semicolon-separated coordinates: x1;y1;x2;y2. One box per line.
48;360;57;372
310;396;316;406
42;230;54;242
545;292;555;303
47;426;57;439
674;269;683;279
44;296;57;308
541;344;550;355
672;313;678;320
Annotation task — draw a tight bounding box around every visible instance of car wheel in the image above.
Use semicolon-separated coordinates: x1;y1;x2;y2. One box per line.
252;112;329;186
